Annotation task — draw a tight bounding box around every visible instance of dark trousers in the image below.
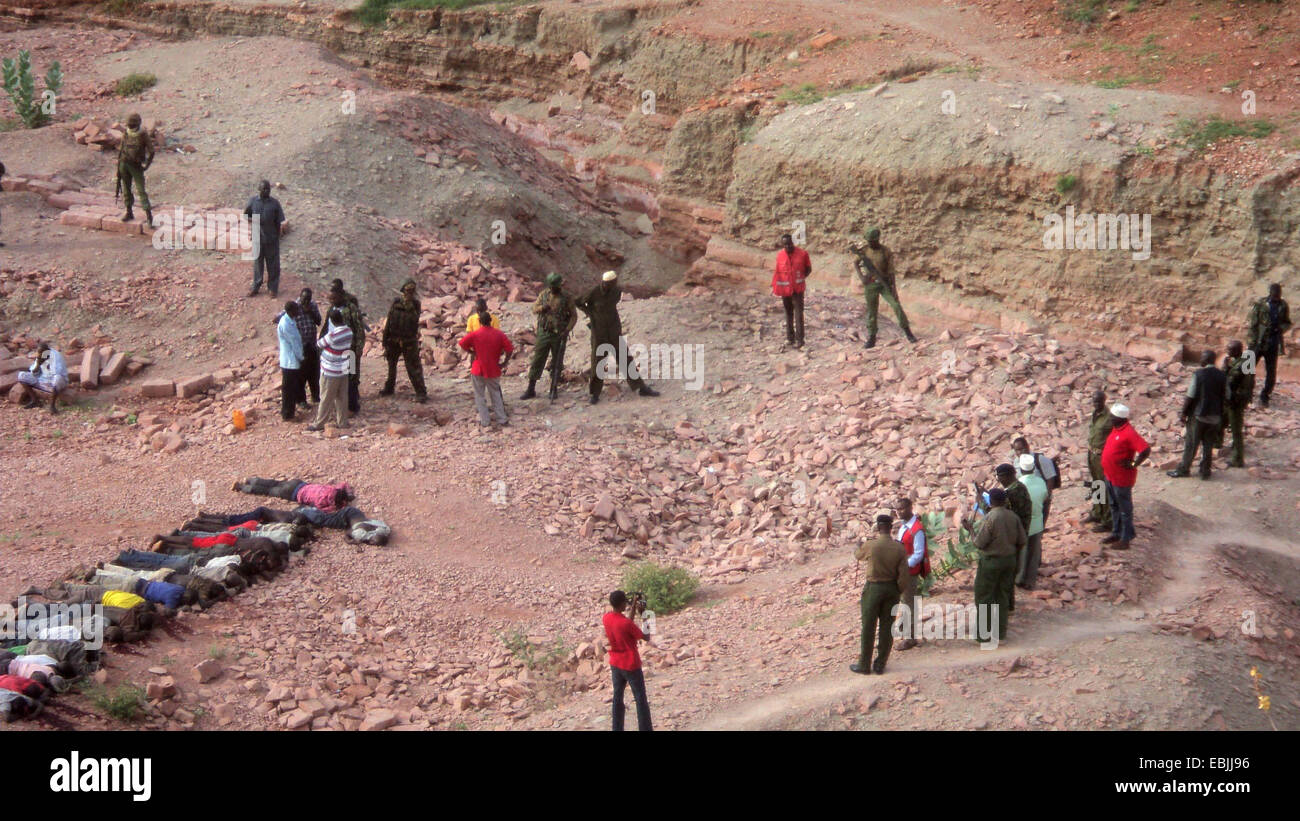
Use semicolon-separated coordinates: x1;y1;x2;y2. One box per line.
781;292;805;344
384;341;427;397
589;334;647;398
1224;404;1246;466
348;355;361;413
299;347;320;404
974;553;1016;641
252;245;281;295
1177;418;1218;477
1107;481;1136;542
237;478;304;501
1257;345;1279;404
611;666;652;731
858;581;901;668
1017;532;1042;588
1087;452;1112;527
280;367;303;420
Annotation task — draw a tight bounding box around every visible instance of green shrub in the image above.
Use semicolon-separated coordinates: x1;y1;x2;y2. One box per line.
356;0;503;27
620;562;699;614
87;683;146;721
777;82;824;106
1055;173;1079;194
497;628;570;671
115;72;156;97
2;50;63;129
1175;115;1276;153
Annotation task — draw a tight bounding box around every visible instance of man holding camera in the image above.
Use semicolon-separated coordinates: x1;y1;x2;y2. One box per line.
603;590;653;731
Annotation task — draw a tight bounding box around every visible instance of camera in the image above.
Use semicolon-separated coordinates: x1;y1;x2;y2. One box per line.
628;591;647;616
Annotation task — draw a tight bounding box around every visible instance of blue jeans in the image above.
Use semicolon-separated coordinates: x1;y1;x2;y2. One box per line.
1107;482;1136;541
611;666;653;731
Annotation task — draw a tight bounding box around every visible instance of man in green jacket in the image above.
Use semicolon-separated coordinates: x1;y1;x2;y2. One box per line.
1246;283;1291;408
380;278;427;403
850;514;910;675
1222;340;1254;468
522;273;577;400
117;112;155;227
964;488;1025;644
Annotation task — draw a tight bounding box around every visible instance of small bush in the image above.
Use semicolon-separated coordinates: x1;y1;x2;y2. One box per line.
115;72;156;96
777;83;824;106
356;0;502;27
620;562;699;614
1055;173;1079;194
87;684;146;721
2;50;63;129
497;628;570;672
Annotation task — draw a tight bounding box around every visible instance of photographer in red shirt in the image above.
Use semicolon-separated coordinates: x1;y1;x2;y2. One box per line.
602;590;653;731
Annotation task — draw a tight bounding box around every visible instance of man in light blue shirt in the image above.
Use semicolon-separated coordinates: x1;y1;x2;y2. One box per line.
277;301;305;421
17;341;69;414
1016;454;1048;590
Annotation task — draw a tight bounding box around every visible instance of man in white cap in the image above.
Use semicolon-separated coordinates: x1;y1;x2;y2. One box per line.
1099;403;1150;550
1016;454;1048;589
575;270;660;405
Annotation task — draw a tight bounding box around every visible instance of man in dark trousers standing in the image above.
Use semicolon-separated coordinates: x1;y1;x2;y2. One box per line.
380;278;428;403
1168;349;1230;480
1247;283;1291;408
964;488;1024;644
771;233;811;349
1222;340;1254;468
1101;403;1151;551
1085;390;1113;533
603;590;653;731
851;514;909;675
244;180;285;298
330;279;366;415
575;270;660;404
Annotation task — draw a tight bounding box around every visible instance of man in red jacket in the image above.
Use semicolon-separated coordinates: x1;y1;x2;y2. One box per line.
458;309;514;427
1100;403;1151;551
772;232;812;349
602;590;653;731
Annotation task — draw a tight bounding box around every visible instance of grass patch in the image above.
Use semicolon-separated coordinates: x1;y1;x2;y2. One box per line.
208;644;227;660
115;72;156;96
777;82;824;106
86;683;146;721
751;30;773;39
1056;173;1079;194
1063;0;1106;24
1176;115;1276;152
621;561;700;614
497;628;570;672
738;122;758;144
0;116;21;132
881;57;943;82
355;0;503;27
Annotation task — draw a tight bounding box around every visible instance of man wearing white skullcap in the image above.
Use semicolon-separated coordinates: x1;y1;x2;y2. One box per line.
575;270;660;405
1016;454;1048;589
1099;403;1151;550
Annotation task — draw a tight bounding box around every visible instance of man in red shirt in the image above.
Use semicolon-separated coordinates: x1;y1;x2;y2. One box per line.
771;232;812;349
458;309;514;427
1100;403;1151;550
602;590;653;731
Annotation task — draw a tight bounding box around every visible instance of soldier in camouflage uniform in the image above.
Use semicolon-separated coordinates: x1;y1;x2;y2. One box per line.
329;279;366;414
117;113;155;227
1086;389;1113;531
380;278;427;403
1246;283;1291;408
522;273;577;400
575;271;660;405
1222;339;1254;468
850;227;917;349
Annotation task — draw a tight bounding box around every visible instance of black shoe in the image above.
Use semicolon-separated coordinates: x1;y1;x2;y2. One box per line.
864;336;876;349
143;208;154;228
638;386;659;397
1166;469;1189;478
1260;396;1270;408
122;207;134;222
1199;473;1211;481
904;330;918;343
246;288;259;298
520;382;537;400
849;663;872;675
1100;534;1121;544
269;290;278;298
871;660;886;675
589;394;599;405
547;387;558;401
379;386;394;396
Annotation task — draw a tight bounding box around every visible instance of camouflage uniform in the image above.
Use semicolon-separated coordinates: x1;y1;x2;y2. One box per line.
381;279;427;399
851;240;914;344
1087;408;1113;528
527;285;577;384
335;289;366;413
117;126;154;216
1223;354;1255;468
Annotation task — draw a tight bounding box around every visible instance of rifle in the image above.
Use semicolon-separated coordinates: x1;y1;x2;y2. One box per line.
114;167;122;201
548;332;567;401
853;246;898;301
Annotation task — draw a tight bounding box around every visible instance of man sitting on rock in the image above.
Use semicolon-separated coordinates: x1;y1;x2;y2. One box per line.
16;342;68;414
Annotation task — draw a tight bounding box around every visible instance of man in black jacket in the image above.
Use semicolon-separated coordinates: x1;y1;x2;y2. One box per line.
1168;349;1230;480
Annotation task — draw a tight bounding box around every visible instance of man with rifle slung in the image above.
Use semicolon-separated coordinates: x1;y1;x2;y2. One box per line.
521;272;577;401
850;226;917;349
115;112;155;228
